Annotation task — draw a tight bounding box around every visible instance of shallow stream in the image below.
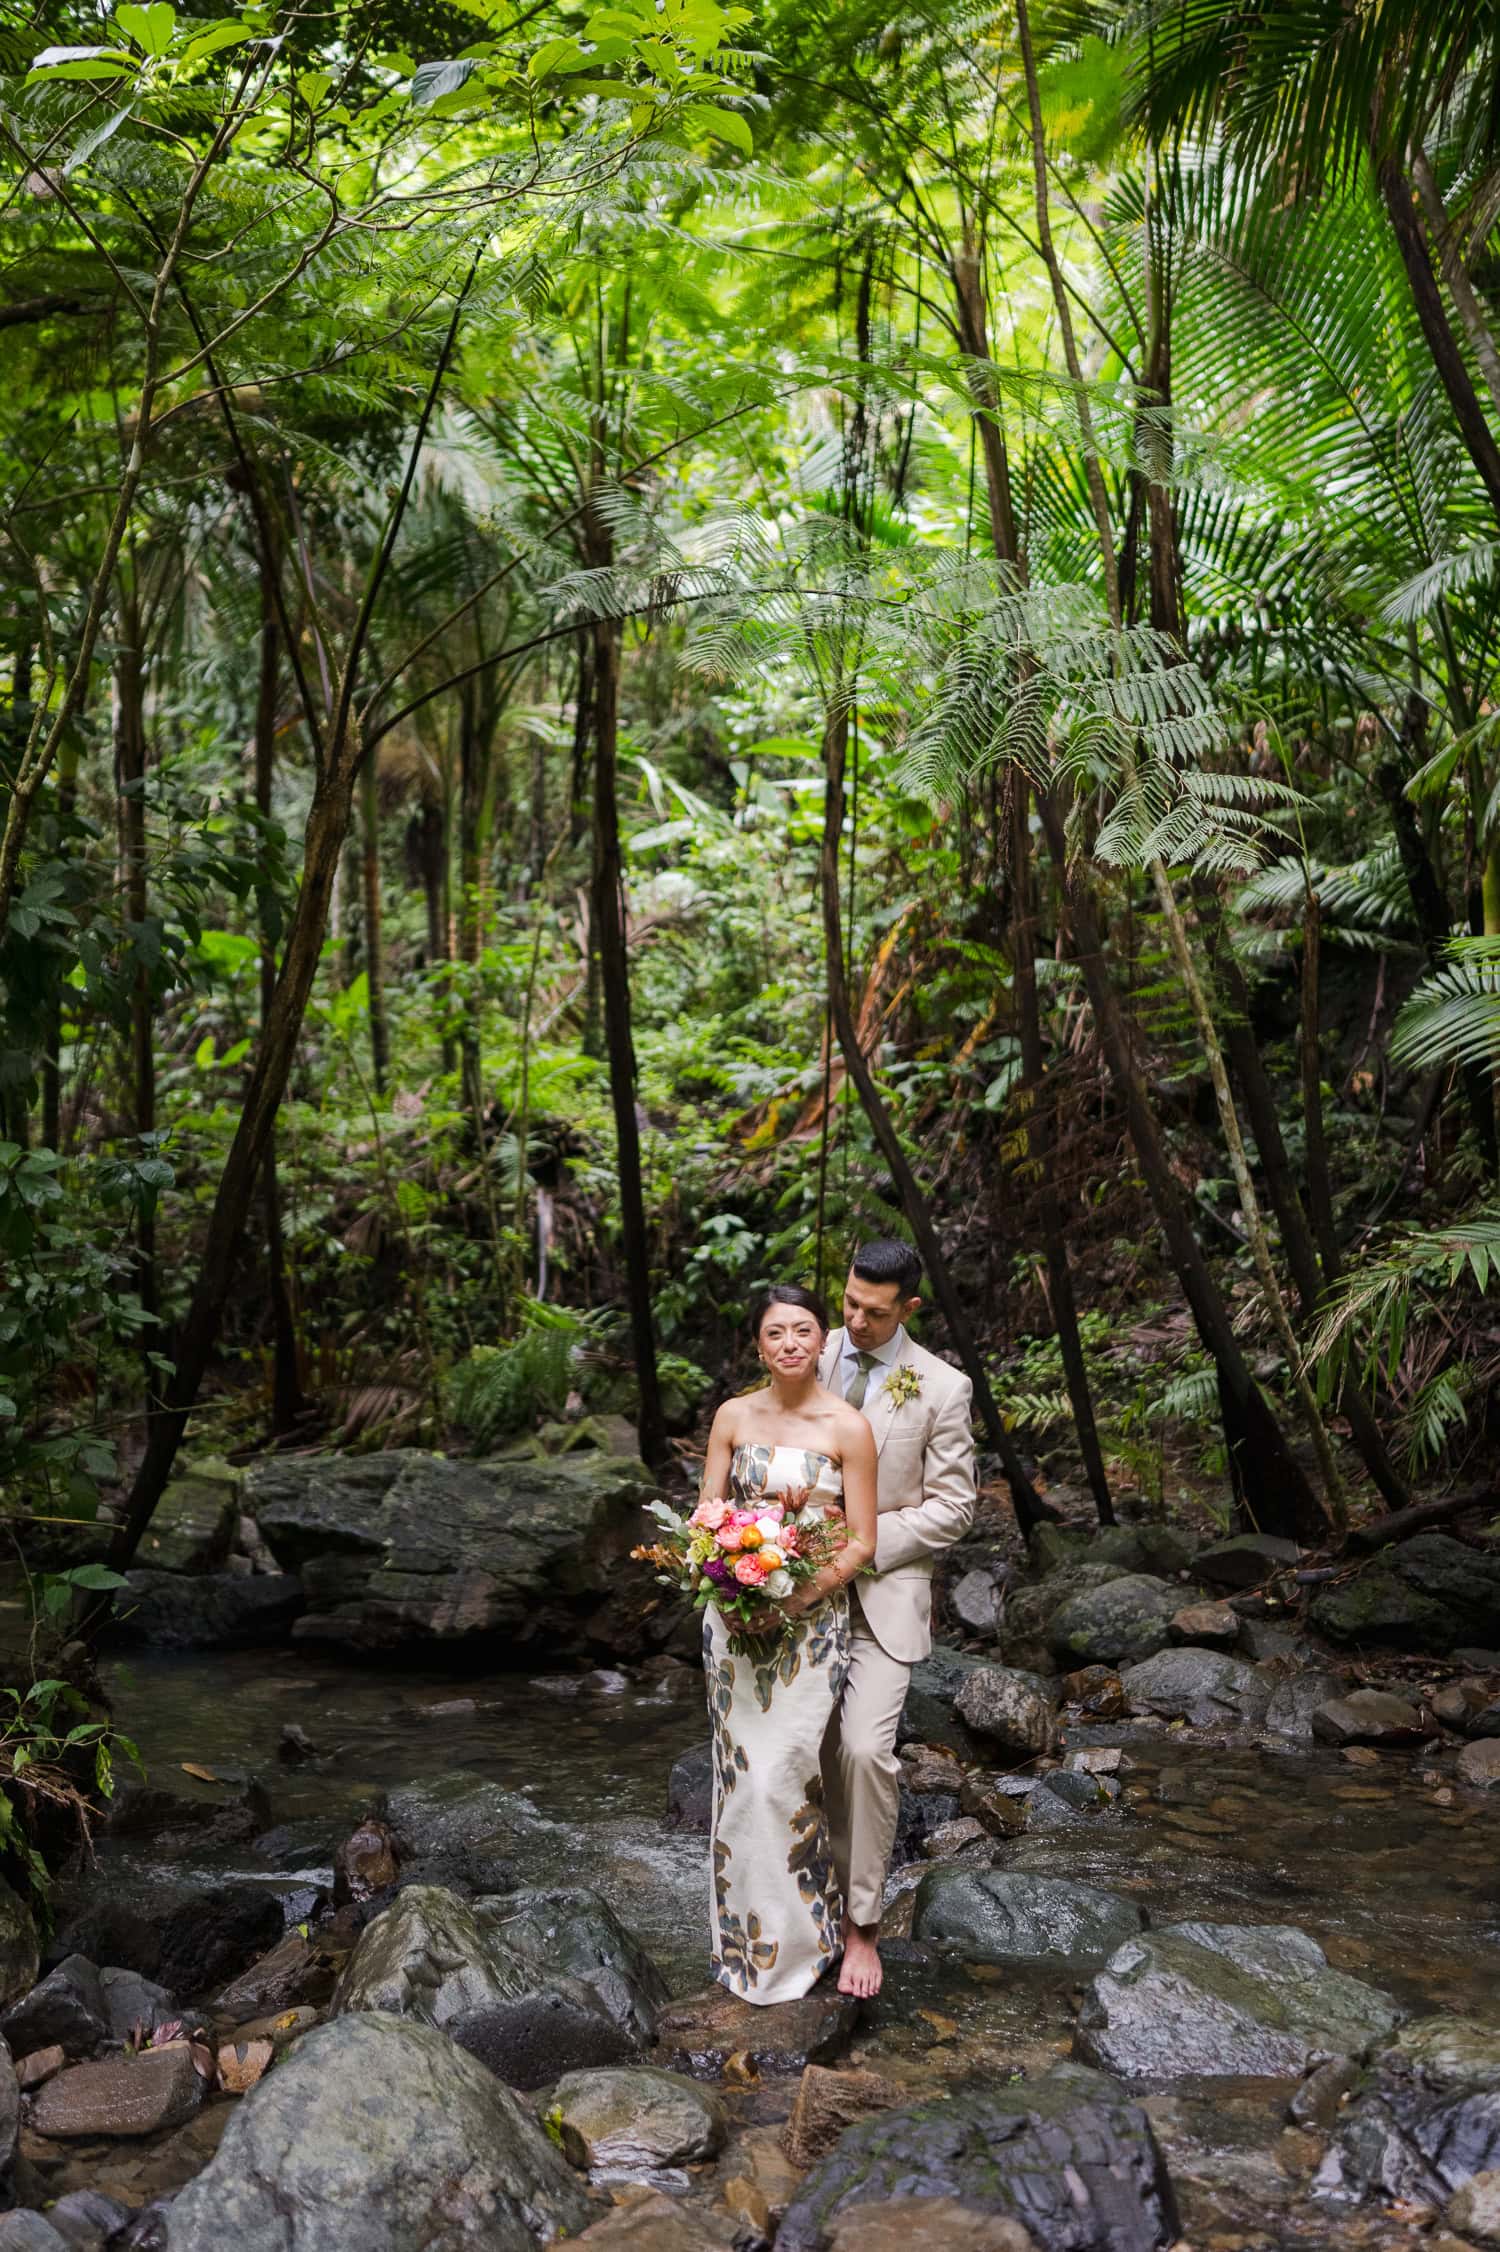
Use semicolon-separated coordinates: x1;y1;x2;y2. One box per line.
98;1646;1500;2249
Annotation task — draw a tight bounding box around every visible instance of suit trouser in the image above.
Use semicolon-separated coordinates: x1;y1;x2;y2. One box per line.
822;1598;911;1928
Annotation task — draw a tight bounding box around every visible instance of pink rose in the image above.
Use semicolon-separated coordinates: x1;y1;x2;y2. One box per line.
733;1554;768;1587
691;1500;728;1530
716;1524;745;1552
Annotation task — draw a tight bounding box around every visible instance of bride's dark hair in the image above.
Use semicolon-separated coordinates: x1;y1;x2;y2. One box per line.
749;1283;829;1338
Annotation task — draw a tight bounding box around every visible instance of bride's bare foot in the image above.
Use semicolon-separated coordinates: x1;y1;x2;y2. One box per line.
836;1919;882;1999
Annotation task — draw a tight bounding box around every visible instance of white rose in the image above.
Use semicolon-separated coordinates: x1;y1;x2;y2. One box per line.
754;1515;783;1544
796;1505;825;1528
763;1568;794;1600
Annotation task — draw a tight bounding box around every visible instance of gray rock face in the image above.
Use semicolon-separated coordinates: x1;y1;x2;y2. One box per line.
475;1889;668;2049
911;1871;1143;1967
654;1988;856;2080
1311;1691;1427;1747
952;1667;1056;1757
949;1570;1002;1636
1093;1525;1199;1578
546;2066;726;2171
0;2218;69;2252
1002;1562;1128;1667
1194;1534;1301;1588
245;1447;655;1657
47;1879;282;1999
159;2012;593;2251
1310;1534;1500;1654
1320;2016;1500;2209
899;1647;990;1760
448;1991;635;2092
1263;1671;1345;1741
384;1772;552;1862
111;1570;306;1650
98;1967;175;2042
1448;2170;1500;2246
0;1881;38;2013
332;1885;533;2028
1120;1648;1270;1727
136;1472;238;1574
1047;1576;1181;1669
774;2072;1179;2252
1078;1922;1401;2079
666;1743;713;1833
45;2189;133;2249
1022;1769;1122;1832
1;1956;108;2060
28;2044;203;2140
1457;1738;1500;1789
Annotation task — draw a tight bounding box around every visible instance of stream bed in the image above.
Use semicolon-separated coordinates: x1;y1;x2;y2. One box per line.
94;1642;1500;2250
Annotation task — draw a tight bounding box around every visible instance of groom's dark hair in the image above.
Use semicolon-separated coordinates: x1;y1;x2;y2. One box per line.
851;1238;922;1299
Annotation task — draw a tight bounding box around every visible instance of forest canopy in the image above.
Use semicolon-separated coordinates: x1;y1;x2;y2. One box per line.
2;0;1499;1569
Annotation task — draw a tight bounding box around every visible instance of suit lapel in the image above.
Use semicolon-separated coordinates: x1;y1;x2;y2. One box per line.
819;1327;845;1392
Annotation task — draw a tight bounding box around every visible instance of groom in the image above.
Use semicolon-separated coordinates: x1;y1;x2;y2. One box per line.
817;1238;976;1999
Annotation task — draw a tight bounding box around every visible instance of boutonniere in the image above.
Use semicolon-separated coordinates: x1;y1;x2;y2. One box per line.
885;1365;922;1410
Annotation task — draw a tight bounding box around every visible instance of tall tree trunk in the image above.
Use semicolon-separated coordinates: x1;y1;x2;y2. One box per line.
358;747;388;1095
1035;790;1328;1539
1410;146;1500;425
1011;780;1114;1522
113;596;159;1436
820;702;1055;1532
457;680;489;1111
1376;151;1500;533
254;531;307;1436
591;604;667;1468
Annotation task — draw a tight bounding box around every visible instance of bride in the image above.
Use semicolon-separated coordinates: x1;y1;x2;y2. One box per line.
697;1285;877;2004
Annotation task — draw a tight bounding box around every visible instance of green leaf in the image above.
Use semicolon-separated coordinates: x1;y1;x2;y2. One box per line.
180;21;250;64
28;46;137;79
529;37;583;80
67;100;137;173
684;102;752;155
194;1034;216;1070
115;3;176;56
56;1563;131;1591
409;57;478;106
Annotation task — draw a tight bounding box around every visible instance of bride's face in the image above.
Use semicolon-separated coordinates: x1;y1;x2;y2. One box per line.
759;1304;824;1381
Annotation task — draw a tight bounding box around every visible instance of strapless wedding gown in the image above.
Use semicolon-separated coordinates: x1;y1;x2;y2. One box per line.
703;1443;851;2004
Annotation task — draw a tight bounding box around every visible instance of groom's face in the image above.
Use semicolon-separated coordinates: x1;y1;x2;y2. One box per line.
842;1270;919;1350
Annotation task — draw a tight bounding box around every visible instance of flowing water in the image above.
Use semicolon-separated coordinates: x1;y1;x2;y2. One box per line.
95;1645;1500;2249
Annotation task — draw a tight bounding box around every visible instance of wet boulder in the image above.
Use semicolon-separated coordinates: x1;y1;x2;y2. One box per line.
159;2012;593;2251
447;1990;634;2093
27;2043;203;2140
474;1888;668;2047
912;1871;1142;1968
46;1877;282;1999
1046;1576;1182;1670
1120;1648;1270;1728
1310;1535;1500;1654
1316;2015;1500;2208
1021;1768;1122;1832
666;1743;713;1833
952;1667;1056;1759
898;1647;989;1761
655;1988;856;2080
1001;1562;1128;1671
1078;1922;1401;2079
245;1447;656;1659
1457;1739;1500;1790
1194;1535;1301;1589
0;2218;69;2252
331;1885;533;2028
1;1957;110;2061
1311;1691;1427;1748
134;1471;238;1574
774;2069;1179;2252
109;1570;305;1650
1;2033;17;2210
545;2066;726;2172
1263;1670;1344;1742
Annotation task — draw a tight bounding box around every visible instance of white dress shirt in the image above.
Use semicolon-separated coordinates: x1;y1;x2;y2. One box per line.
838;1326;903;1415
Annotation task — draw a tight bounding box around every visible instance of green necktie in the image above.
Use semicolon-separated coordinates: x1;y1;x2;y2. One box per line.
845;1350;880;1411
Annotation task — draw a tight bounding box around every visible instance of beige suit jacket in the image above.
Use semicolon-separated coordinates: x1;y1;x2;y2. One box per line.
818;1325;975;1663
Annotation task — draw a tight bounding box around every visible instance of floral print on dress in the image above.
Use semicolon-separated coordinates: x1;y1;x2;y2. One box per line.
706;1443;850;2004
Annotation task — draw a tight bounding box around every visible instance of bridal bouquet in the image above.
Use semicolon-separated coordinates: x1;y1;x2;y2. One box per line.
633;1490;847;1647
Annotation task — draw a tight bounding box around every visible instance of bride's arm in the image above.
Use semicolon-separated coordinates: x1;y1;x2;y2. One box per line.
700;1403;736;1502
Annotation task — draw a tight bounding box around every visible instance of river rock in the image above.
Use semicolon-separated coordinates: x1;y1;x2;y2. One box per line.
1457;1739;1500;1789
331;1884;531;2028
1002;1562;1128;1668
826;2206;1036;2252
573;2189;733;2248
654;1988;856;2079
98;1967;175;2042
1059;1665;1125;1716
1319;2015;1500;2208
47;1878;282;1998
211;1932;323;2021
899;1647;989;1760
110;1569;306;1649
1096;1523;1198;1576
383;1772;553;1864
1310;1535;1500;1654
1263;1670;1344;1741
667;1743;713;1832
448;1988;633;2092
546;2066;726;2171
911;1871;1142;1967
1047;1576;1182;1669
245;1447;656;1658
474;1888;668;2046
29;2043;203;2140
104;1770;272;1859
0;2219;68;2252
1078;1922;1400;2079
950;1570;1002;1636
160;2011;593;2250
1120;1647;1270;1726
1311;1690;1427;1747
1022;1769;1121;1831
1;1957;108;2060
784;2065;906;2168
1;2033;17;2209
1194;1534;1301;1589
1167;1601;1240;1650
953;1667;1056;1757
1449;2171;1500;2246
0;1881;38;2013
44;2189;133;2248
774;2070;1178;2252
902;1745;966;1795
1433;1680;1500;1733
136;1472;238;1574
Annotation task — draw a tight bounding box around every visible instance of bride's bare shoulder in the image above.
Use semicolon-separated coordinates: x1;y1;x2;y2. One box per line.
824;1395;875;1457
